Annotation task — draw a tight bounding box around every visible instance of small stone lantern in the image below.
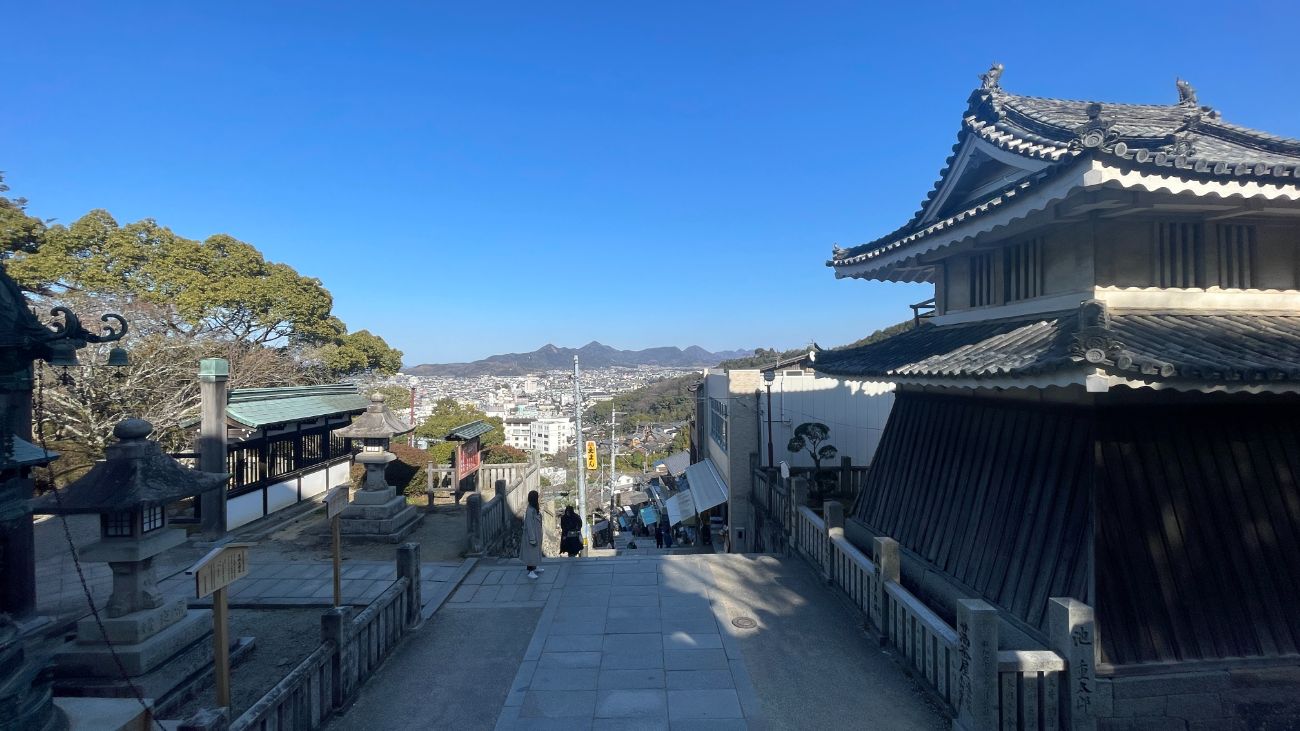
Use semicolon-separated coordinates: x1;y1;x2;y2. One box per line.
332;394;420;542
31;418;228;684
335;393;412;492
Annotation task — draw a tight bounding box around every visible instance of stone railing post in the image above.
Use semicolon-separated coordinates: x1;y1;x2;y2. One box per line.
872;536;899;638
179;708;229;731
397;543;421;627
495;478;508;522
790;477;809;552
839;456;852;496
321;606;357;709
466;493;483;555
425;462;436;512
823;501;843;584
1050;597;1103;729
954;599;999;731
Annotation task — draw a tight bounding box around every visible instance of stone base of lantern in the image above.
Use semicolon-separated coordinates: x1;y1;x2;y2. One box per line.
55;606;211;678
337;486;422;543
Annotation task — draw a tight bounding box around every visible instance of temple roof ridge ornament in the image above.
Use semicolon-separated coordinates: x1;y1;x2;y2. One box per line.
980;62;1003;90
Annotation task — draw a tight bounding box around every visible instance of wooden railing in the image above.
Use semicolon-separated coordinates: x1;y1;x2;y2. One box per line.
223;544;423;731
780;496;1096;731
466;459;541;555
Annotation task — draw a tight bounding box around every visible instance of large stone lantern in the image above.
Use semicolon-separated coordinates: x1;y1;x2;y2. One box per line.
31;418;228;695
332;393;420;542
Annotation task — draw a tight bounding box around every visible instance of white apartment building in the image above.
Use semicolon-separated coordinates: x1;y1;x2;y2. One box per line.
504;417;534;451
529;417;575;455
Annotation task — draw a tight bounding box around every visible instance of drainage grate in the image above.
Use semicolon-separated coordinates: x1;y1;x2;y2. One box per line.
731;616;758;629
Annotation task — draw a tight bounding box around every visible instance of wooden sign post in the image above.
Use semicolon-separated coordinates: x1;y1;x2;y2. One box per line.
187;543;253;709
324;487;348;607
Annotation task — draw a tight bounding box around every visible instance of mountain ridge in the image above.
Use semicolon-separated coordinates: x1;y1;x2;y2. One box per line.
402;342;753;377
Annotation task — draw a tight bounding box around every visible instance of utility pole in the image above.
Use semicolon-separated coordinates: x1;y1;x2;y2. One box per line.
409;385;417;447
609;410;618;545
573;356;589;556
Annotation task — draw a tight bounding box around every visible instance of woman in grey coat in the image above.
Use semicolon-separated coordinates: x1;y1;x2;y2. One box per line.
522;490;544;579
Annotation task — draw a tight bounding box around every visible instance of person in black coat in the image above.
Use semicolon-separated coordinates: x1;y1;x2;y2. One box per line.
654;522;664;548
560;505;583;557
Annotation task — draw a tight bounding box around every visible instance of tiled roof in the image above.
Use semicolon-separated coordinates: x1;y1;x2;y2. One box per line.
814;301;1300;386
225;384;369;428
1;436;58;471
446;420;494;441
831;72;1300;269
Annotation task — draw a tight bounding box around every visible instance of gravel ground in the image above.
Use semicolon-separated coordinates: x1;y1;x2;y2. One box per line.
255;501;469;564
170;607;323;722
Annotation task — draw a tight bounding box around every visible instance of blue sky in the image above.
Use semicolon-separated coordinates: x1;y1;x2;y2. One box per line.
6;1;1297;364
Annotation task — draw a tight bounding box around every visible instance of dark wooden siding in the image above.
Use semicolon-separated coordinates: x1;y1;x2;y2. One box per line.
851;392;1093;634
1095;402;1300;666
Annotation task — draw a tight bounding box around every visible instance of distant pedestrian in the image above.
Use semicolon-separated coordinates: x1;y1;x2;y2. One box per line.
664;522;674;549
701;520;711;547
654;522;664;549
561;505;583;558
522;490;544;579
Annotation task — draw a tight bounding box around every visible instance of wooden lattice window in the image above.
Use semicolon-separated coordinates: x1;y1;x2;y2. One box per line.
968;252;996;307
104;511;133;537
141;505;164;533
1153;222;1204;288
1216;224;1257;289
1003;238;1044;302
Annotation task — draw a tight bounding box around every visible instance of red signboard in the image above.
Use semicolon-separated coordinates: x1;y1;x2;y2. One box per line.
456;436;481;481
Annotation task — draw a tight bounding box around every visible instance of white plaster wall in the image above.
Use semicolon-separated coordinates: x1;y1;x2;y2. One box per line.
300;468;328;498
266;479;298;513
762;374;895;468
227;492;262;530
329;461;351;488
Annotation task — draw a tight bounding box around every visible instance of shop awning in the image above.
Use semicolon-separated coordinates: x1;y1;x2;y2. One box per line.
684;459;728;513
665;490;697;527
639;506;660;526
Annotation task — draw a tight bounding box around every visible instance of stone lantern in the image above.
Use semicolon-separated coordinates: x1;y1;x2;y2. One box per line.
332;393;420;542
31;418;228;695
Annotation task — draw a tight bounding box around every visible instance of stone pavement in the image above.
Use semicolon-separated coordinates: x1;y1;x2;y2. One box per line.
329;551;944;730
35;514;474;623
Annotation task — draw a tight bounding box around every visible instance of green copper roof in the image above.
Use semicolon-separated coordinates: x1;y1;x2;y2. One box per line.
446;420;493;441
225;384;370;428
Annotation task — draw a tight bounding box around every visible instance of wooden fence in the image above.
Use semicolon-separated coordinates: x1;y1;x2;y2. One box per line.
785;497;1096;731
466;459;541;555
198;544;423;731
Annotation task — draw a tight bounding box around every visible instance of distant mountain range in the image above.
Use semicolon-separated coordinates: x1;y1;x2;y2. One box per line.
402;342;753;377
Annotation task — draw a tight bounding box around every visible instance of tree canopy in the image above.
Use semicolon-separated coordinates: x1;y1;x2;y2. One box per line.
414;397;505;464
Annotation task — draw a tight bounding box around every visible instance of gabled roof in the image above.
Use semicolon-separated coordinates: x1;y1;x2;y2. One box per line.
829;68;1300;278
445;420;494;441
224;384;369;428
814;300;1300;389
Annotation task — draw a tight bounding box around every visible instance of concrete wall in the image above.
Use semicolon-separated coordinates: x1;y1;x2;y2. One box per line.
758;370;894;469
702;370;760;553
1096;666;1300;730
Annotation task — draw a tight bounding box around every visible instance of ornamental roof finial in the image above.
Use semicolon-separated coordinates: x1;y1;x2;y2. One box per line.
980;63;1004;90
1176;77;1197;106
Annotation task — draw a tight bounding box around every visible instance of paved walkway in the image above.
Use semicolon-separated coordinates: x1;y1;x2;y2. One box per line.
330;553;945;731
35;514;473;623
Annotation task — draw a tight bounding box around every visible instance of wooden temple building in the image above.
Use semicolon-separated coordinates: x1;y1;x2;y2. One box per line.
818;67;1300;724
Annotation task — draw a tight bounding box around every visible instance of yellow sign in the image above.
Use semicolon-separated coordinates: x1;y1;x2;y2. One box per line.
585;440;598;470
188;543;253;599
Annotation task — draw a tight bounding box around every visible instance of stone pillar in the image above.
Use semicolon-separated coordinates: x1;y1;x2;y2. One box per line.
397;543;421;627
321;606;356;708
823;501;843;584
466;493;483;555
839;456;852;496
0;475;37;619
425;462;435;511
872;536;899;638
1050;597;1103;728
954;599;999;731
197;358;229;539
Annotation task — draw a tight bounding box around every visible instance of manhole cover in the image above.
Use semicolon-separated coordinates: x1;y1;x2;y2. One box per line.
731;616;758;629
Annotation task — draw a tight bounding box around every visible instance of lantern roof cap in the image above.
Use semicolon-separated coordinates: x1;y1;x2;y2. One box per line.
30;418;228;514
332;393;413;440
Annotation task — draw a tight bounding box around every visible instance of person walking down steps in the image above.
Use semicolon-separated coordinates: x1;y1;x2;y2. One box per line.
522;489;545;579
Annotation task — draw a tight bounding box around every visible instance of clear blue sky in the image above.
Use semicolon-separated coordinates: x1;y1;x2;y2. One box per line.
6;2;1297;365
